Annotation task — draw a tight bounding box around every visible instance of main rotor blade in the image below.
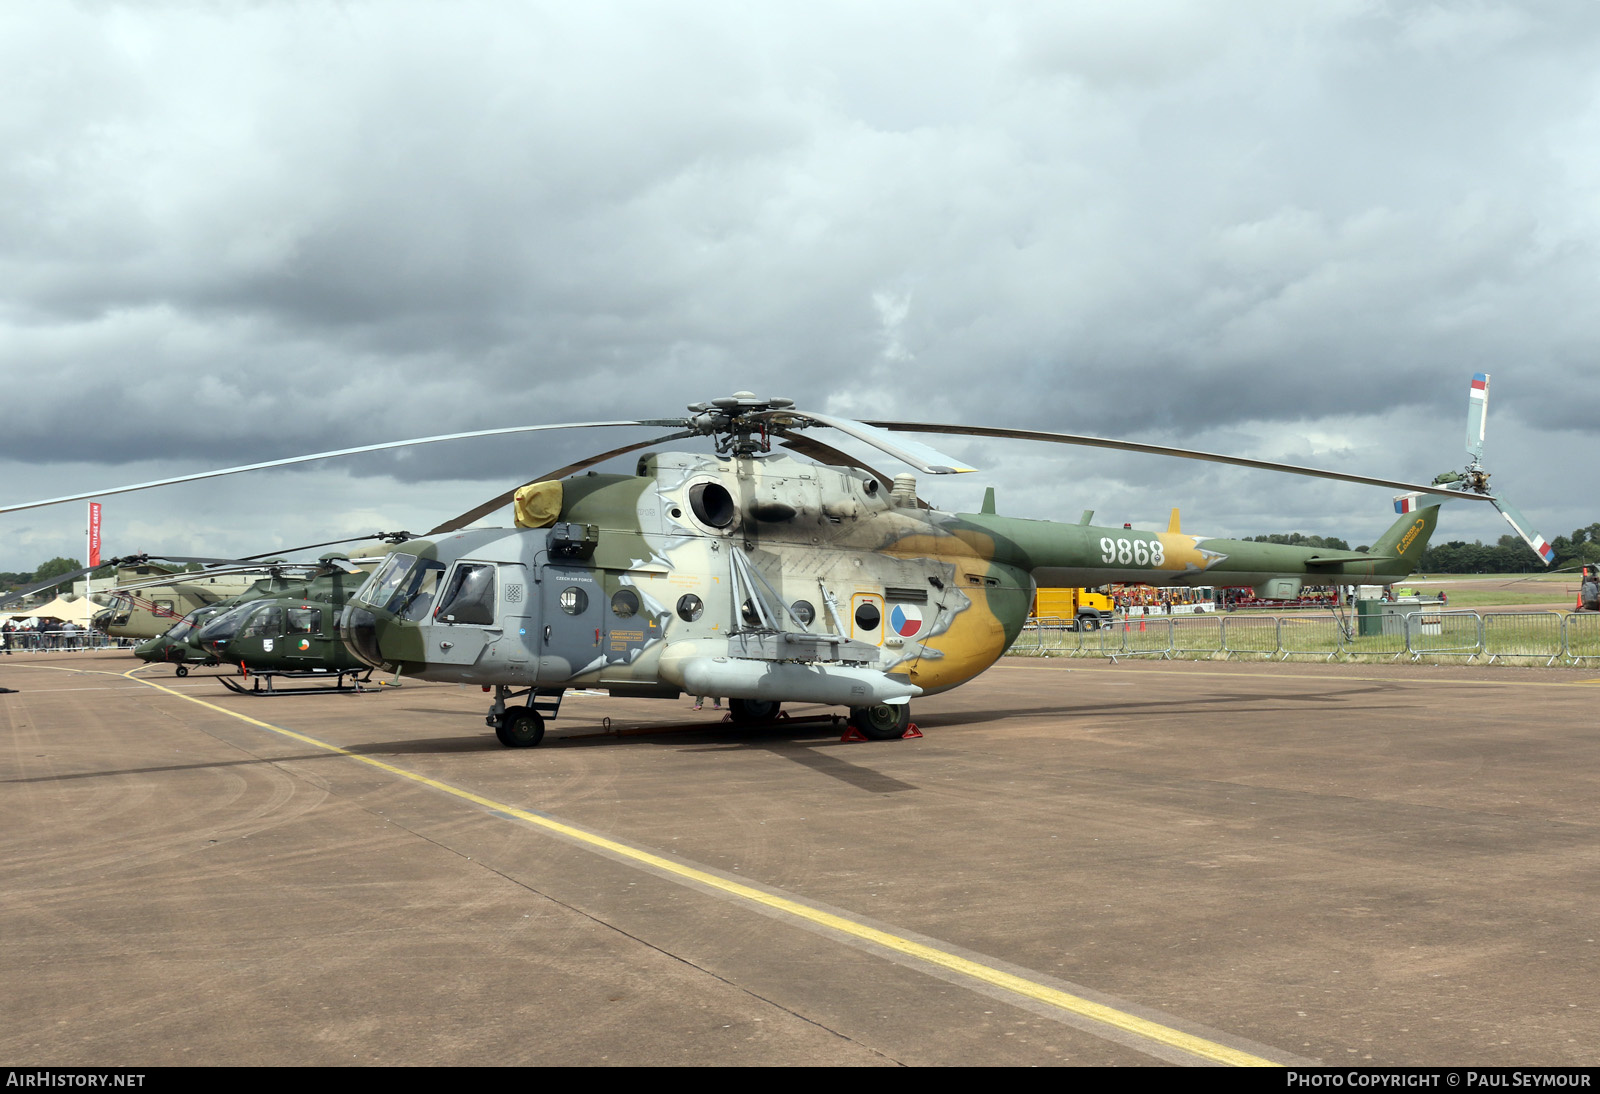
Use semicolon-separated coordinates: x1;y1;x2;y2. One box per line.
0;421;679;515
1492;497;1556;566
773;410;978;475
1466;372;1489;463
426;431;695;535
861;421;1500;502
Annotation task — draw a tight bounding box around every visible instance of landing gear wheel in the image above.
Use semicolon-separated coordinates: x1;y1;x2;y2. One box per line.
175;665;189;677
850;703;910;740
496;707;545;748
728;698;781;725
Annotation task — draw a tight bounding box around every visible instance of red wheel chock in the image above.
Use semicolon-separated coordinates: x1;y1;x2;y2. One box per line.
840;722;923;742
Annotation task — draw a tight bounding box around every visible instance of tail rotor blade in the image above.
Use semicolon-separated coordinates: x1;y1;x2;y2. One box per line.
1492;497;1556;566
1467;373;1490;463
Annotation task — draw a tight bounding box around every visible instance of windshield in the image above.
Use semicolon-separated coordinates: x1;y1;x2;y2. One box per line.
358;553;416;609
165;604;224;642
195;604;252;648
356;553;447;619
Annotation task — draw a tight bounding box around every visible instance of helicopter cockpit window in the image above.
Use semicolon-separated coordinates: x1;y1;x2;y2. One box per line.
196;604;251;647
388;559;446;621
240;605;285;639
610;588;640;619
360;553;416;609
166;606;218;642
436;563;497;625
689;482;737;529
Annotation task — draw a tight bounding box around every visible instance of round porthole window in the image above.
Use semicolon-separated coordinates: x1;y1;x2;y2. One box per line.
611;588;640;618
854;602;881;631
559;587;588;615
676;594;703;622
791;600;815;625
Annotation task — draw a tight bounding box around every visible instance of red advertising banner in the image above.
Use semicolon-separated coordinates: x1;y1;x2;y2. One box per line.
88;502;102;568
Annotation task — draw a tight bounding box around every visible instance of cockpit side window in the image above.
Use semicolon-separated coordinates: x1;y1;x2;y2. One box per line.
435;562;497;625
240;605;285;639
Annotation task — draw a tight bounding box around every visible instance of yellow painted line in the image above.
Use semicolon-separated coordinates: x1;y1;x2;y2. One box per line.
119;668;1278;1067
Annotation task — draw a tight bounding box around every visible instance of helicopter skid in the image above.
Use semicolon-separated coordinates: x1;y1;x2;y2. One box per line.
218;668;374;696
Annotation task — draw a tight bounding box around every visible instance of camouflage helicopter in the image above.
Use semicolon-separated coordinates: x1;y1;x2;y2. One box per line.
3;381;1546;745
133;542;406;691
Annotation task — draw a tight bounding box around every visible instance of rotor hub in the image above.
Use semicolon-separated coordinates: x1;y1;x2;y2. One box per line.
685;392;797;455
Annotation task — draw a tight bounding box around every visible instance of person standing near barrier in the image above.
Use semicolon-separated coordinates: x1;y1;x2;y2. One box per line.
1;621;11;655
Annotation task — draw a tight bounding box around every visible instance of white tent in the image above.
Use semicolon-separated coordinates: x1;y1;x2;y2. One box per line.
7;594;94;625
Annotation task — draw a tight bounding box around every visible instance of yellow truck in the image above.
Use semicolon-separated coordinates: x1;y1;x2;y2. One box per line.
1032;586;1117;631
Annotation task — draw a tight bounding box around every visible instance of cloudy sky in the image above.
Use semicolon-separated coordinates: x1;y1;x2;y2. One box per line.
3;1;1597;572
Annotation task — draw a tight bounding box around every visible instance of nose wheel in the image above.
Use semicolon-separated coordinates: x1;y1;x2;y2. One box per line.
496;707;546;748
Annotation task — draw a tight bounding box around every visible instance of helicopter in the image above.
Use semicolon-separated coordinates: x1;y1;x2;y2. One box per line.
132;545;404;691
3;381;1546;745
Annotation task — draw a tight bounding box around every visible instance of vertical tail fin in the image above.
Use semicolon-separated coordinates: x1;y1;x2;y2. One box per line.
1369;503;1441;574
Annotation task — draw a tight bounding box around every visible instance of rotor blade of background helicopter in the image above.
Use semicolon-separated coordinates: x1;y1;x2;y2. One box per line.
859;421;1500;502
0;564;107;610
4;536;414;611
0;553;241;610
774;431;931;508
234;532;415;561
1466;373;1489;464
1491;496;1557;566
426;431;696;535
0;421;683;515
770;410;979;475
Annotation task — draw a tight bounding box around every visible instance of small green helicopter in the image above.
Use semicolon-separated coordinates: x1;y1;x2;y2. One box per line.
134;546;405;692
3;378;1545;742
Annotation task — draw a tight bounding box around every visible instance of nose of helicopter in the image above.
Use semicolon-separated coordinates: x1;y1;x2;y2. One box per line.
340;605;384;668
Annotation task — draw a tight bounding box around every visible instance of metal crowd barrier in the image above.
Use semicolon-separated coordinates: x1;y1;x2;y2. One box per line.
1221;616;1279;659
1170;615;1225;657
1106;615;1173;660
0;630;121;653
1010;610;1600;667
1404;610;1483;662
1567;612;1600;664
1482;611;1566;667
1275;614;1344;661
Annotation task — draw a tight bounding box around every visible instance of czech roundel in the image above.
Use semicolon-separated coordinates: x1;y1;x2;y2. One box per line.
889;603;922;637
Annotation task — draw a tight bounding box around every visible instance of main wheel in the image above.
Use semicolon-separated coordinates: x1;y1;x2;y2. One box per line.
496;707;545;748
728;698;781;725
850;703;910;740
175;664;189;677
